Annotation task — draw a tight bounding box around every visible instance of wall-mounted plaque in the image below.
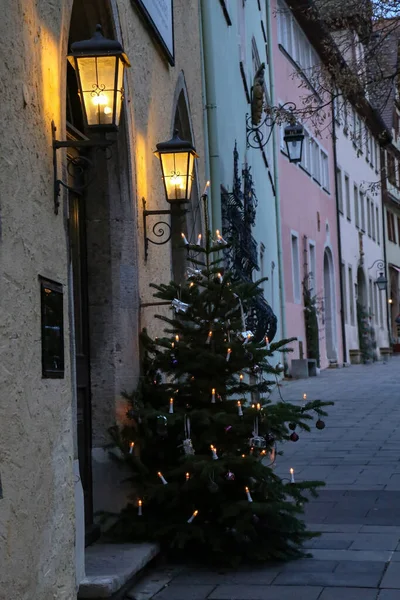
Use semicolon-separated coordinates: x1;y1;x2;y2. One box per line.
40;277;65;378
134;0;174;65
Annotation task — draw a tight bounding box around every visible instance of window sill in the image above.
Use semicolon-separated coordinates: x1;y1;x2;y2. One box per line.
322;187;330;195
347;217;352;222
78;543;159;599
299;163;311;176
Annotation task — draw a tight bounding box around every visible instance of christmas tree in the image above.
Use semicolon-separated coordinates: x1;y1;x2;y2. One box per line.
107;220;331;566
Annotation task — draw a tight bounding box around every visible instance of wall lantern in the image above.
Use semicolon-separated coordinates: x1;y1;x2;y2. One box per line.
142;131;199;261
68;24;131;131
52;25;131;214
154;130;199;204
376;272;388;291
283;124;304;164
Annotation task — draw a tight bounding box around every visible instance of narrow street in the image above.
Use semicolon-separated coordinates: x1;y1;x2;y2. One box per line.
128;358;400;600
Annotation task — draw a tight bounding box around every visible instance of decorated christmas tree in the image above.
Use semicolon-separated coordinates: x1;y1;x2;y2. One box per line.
107;218;331;566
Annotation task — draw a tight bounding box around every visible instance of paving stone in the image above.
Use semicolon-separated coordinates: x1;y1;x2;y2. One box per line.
153;584;216;599
319;589;378;600
273;559;338;573
378;591;400;599
309;549;393;561
380;563;400;588
350;535;399;551
172;569;280;585
208;585;323;600
361;526;400;534
334;561;386;575
272;571;382;587
307;524;362;533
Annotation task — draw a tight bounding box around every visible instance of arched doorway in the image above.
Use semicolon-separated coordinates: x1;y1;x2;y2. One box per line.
323;248;337;361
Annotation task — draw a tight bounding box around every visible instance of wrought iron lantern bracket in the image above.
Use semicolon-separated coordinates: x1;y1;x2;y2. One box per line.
52;121;114;215
142;197;187;261
246;101;297;151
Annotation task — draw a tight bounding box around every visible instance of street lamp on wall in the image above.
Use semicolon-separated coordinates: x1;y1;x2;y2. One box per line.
52;25;130;214
142;132;199;260
68;25;131;130
368;260;388;292
283;124;304;164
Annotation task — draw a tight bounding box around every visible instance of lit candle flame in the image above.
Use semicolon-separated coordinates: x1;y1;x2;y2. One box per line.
129;442;135;454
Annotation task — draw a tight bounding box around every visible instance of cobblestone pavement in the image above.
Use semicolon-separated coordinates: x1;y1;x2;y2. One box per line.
127;358;400;600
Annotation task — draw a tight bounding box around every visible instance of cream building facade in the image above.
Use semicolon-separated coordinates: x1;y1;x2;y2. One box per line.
0;0;205;597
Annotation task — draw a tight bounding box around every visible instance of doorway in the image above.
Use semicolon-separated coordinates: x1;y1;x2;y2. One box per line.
323;248;337;361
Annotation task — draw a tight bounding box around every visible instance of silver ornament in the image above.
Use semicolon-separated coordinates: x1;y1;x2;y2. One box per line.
182;438;195;455
172;298;189;313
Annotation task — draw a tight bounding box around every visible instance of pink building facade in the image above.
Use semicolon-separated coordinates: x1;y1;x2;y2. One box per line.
270;0;343;371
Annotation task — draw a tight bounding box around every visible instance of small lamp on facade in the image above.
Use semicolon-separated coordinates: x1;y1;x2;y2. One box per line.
154;130;199;204
376;272;388;292
283;124;304;164
68;24;131;130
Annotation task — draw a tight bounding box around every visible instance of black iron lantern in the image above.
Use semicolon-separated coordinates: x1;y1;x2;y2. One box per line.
376;272;388;291
68;25;130;130
154;130;199;203
283;123;304;163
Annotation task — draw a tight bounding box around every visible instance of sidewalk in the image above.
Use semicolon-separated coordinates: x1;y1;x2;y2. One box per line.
127;358;400;600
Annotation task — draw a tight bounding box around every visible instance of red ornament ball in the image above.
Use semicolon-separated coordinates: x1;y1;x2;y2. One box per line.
290;432;299;442
316;419;325;430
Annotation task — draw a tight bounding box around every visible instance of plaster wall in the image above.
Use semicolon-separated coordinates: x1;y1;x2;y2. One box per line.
335;120;389;354
270;0;343;370
0;0;205;596
203;0;282;339
0;1;76;598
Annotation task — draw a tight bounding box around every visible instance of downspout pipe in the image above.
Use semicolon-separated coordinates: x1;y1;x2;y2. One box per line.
380;148;391;347
265;2;287;348
331;99;348;365
200;0;222;233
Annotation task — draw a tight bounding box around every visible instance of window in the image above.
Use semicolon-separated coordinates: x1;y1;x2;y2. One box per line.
40;277;65;378
291;233;301;303
366;196;371;237
371;201;375;240
376;206;380;244
341;262;347;323
300;129;311;173
369;134;374;167
311;139;321;183
379;284;383;326
387;152;396;187
345;174;351;220
278;1;293;56
387;210;397;243
375;141;380;172
366;129;371;163
321;150;329;191
309;241;316;291
374;283;378;324
369;278;374;318
360;191;365;231
343;101;349;133
349;266;355;325
336;168;343;213
354;184;359;228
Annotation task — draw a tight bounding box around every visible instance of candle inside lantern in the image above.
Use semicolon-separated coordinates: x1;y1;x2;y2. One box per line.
187;509;199;523
245;486;253;502
138;499;142;516
158;471;168;485
129;442;135;454
290;468;295;483
169;398;174;414
237;400;243;416
211;388;216;404
181;233;189;245
210;445;219;460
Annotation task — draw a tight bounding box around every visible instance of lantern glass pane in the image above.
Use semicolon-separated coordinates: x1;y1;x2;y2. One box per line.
114;57;125;127
186;152;195;199
161;151;191;201
77;56;117;126
286;138;302;163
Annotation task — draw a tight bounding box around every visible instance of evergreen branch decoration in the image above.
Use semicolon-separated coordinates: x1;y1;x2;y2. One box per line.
105;230;332;565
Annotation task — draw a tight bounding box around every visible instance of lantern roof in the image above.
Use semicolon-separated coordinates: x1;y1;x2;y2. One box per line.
70;24;130;66
155;130;198;156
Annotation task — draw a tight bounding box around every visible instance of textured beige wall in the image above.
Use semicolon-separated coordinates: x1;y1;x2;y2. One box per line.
0;0;205;596
0;1;76;599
